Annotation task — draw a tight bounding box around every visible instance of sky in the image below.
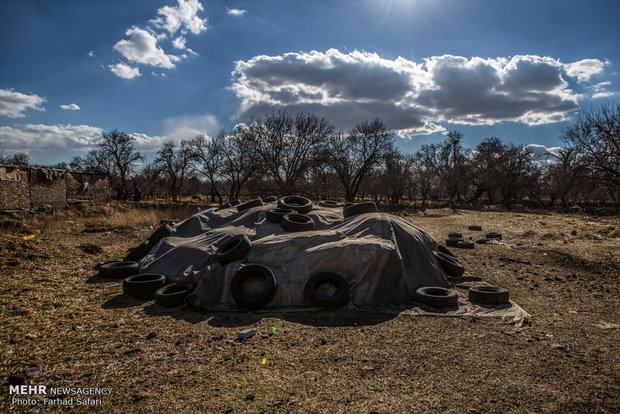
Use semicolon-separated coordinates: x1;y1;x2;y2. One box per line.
0;0;618;165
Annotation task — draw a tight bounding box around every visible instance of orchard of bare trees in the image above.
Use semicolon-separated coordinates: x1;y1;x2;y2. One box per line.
29;103;620;211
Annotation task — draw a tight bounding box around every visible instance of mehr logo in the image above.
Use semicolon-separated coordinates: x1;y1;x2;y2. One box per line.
9;385;47;395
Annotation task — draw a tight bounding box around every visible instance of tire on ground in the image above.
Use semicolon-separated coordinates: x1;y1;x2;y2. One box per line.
304;272;349;309
277;196;313;214
266;208;294;223
155;283;195;308
486;232;502;240
230;264;277;310
468;285;510;305
433;251;465;277
98;261;139;279
216;234;252;264
415;287;458;308
281;213;315;232
445;237;463;247
448;232;463;238
456;241;475;249
237;198;264;212
93;260;120;271
476;238;489;244
468;225;483;231
319;200;341;208
437;244;456;258
123;273;166;300
343;202;378;218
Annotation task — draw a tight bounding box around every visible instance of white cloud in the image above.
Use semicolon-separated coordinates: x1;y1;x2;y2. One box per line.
0;88;45;118
0;123;170;151
592;91;615;99
150;0;207;35
109;62;141;79
88;50;95;57
162;113;219;140
232;50;590;135
564;59;606;82
113;27;181;69
227;8;246;16
0;124;103;150
60;103;80;111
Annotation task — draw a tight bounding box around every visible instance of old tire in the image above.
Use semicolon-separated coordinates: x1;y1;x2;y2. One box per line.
476;238;489;244
124;240;151;262
304;273;349;309
486;232;502;240
98;261;139;279
415;287;458;308
281;213;314;232
468;225;483;231
278;196;313;214
469;286;510;305
437;244;456;258
123;273;166;300
155;283;195;308
266;208;294;223
230;199;241;206
261;196;277;203
230;264;277;310
343;202;378;218
216;234;251;264
457;241;475;249
237;198;264;212
445;237;463;247
319;200;341;208
434;252;465;277
93;260;120;271
448;232;463;238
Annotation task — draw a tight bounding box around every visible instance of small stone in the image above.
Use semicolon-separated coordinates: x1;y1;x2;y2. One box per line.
571;230;578;236
237;328;257;340
261;334;269;339
550;343;567;351
133;391;150;402
25;333;37;340
245;394;255;401
24;364;42;378
146;332;157;340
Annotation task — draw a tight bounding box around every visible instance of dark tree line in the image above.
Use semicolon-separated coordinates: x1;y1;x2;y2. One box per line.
38;104;620;210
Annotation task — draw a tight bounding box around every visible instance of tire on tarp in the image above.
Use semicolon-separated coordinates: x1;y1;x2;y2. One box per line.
469;286;510;305
261;196;277;203
266;208;294;223
230;264;277;310
237;199;264;212
433;251;465;277
319;200;341;208
304;272;349;309
277;196;313;214
281;213;314;232
216;234;252;264
415;287;458;308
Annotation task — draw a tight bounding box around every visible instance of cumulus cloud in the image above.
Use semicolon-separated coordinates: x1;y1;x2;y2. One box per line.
109;62;141;79
88;50;95;57
162;113;219;140
150;0;207;35
0;123;170;151
60;103;80;111
113;27;181;69
232;50;611;135
227;8;246;16
0;88;45;118
564;59;606;82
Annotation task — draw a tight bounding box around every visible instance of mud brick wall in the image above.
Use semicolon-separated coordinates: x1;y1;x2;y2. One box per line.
29;170;67;208
0;168;30;209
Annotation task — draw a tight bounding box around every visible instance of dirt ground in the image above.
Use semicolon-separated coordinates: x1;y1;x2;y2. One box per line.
1;207;618;413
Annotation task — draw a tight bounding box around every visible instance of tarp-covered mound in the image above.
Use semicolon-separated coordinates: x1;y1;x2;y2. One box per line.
139;201;450;311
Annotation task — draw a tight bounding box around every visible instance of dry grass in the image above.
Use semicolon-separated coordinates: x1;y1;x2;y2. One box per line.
0;207;618;413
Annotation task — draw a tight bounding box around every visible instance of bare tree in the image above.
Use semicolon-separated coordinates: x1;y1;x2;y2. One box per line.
0;150;30;166
190;134;223;203
70;149;112;173
98;130;143;200
438;131;468;204
219;127;260;199
562;103;620;205
154;140;194;202
243;111;335;194
327;119;394;202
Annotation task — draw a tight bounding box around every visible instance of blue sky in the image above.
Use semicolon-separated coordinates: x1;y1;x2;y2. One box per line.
0;0;618;165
